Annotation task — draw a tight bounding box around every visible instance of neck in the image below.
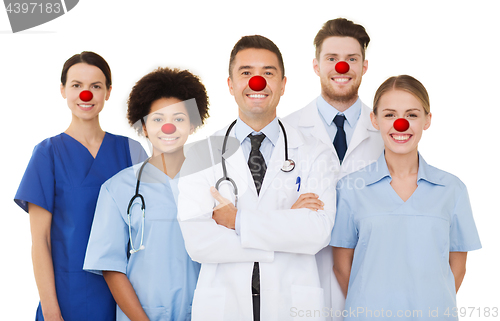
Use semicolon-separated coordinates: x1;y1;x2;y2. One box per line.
65;115;104;142
239;111;276;132
149;147;185;179
384;148;419;179
321;93;358;113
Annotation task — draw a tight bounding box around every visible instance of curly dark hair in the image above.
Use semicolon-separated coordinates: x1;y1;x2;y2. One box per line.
127;67;209;135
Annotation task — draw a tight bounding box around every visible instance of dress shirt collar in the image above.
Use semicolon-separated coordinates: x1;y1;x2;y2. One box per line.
234;117;280;147
365;152;446;186
317;95;361;128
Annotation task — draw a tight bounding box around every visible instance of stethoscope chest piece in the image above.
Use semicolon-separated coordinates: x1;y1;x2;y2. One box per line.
282;159;295;172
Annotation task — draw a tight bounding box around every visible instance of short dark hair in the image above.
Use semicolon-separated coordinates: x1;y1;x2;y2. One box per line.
229;35;285;79
127;67;210;135
314;18;370;60
61;51;112;89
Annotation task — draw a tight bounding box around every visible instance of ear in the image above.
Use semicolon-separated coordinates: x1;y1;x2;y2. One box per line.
362;59;368;76
142;123;148;138
370;111;380;130
423;112;432;130
60;84;66;99
105;85;112;101
280;76;287;96
190;123;195;135
313;58;320;76
227;76;234;96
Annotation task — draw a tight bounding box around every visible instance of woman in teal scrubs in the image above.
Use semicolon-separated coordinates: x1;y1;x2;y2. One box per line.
331;75;481;320
14;52;147;321
84;67;209;321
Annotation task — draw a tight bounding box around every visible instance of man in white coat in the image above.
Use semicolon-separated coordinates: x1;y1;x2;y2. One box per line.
177;35;337;321
284;18;385;320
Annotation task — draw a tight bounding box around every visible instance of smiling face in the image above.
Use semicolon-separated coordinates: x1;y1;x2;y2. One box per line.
228;48;286;128
313;36;367;109
143;97;194;157
370;90;432;156
60;63;111;121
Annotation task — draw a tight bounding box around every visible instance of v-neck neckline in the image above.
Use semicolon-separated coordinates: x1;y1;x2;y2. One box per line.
62;132;108;160
388;178;419;204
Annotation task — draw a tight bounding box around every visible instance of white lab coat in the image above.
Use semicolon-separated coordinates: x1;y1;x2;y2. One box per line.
284;98;384;320
177;119;336;321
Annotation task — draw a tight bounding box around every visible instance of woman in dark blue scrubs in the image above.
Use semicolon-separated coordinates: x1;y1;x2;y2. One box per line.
14;51;147;321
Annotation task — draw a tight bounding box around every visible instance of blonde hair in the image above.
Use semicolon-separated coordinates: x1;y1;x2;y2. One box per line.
373;75;430;115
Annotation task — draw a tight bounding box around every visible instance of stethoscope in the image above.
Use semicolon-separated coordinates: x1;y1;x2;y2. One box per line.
127;157;150;254
215;119;295;207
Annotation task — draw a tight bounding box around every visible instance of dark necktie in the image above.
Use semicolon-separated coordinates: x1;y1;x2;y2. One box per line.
333;114;347;163
247;134;266;321
248;134;267;195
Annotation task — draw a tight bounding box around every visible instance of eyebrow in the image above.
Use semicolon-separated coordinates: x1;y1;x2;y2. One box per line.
151;112;187;116
238;65;278;71
382;108;421;112
70;80;104;85
324;53;361;57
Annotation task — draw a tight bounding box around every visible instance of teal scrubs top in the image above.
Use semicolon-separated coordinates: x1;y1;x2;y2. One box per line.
330;152;481;320
84;162;200;321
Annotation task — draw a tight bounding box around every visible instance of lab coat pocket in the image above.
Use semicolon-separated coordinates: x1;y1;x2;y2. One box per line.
192;287;226;321
291;284;325;321
143;306;170;321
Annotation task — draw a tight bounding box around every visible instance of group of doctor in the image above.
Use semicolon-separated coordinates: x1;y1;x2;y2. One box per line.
15;17;481;321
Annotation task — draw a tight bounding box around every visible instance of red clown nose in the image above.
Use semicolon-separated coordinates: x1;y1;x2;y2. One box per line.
248;76;267;91
79;90;93;102
161;123;176;134
393;118;410;132
335;61;350;74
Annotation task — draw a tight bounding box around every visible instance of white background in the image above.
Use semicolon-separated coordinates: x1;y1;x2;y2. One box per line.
1;0;499;319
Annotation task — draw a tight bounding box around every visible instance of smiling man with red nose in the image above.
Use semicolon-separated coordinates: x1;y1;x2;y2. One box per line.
285;18;385;321
177;35;336;321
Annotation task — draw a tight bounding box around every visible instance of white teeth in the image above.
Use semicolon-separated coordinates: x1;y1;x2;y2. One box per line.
392;135;410;141
79;104;92;108
248;94;266;98
334;78;349;83
160;137;177;141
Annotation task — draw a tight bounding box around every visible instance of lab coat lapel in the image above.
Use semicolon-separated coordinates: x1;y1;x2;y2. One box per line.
344;103;377;160
298;99;335;150
220;136;259;199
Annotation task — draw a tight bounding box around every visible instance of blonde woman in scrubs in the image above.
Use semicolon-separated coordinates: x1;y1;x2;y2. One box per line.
330;75;481;320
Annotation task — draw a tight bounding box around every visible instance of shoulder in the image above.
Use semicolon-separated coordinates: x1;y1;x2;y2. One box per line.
337;160;380;189
283;98;317;125
423;161;467;191
102;163;140;191
105;132;140;146
30;133;67;158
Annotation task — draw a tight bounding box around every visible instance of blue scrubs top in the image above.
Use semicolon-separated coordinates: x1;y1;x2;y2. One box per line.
83;162;200;321
330;152;481;321
14;132;147;321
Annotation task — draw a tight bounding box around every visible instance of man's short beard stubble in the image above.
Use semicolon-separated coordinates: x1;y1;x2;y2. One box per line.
320;76;361;104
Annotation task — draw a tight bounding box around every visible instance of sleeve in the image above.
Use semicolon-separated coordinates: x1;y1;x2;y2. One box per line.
14;142;55;214
176;159;274;264
329;180;358;249
83;184;129;275
127;138;149;165
239;145;336;255
449;185;482;252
